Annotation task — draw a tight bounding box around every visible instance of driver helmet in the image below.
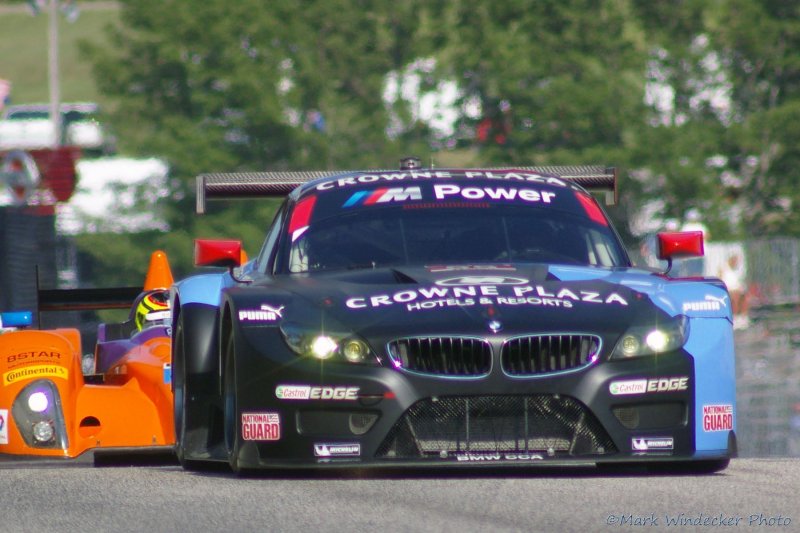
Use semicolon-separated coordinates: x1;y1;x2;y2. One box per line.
134;290;171;332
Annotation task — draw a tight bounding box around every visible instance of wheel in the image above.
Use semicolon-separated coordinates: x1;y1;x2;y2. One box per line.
171;301;231;469
173;314;194;468
173;312;212;471
223;333;244;474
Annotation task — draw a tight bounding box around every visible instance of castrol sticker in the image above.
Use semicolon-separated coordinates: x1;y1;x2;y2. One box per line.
241;412;281;441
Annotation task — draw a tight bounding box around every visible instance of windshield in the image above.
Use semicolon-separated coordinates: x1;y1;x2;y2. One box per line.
281;184;628;273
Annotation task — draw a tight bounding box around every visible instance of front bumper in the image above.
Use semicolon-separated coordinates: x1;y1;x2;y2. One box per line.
231;328;733;469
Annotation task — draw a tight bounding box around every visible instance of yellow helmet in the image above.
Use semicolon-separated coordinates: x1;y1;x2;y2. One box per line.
134;290;170;332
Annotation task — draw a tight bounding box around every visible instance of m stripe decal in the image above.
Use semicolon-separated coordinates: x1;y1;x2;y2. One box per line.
343;190;370;207
364;188;389;205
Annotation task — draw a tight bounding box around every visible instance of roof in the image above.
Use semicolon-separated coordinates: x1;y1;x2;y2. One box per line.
195;165;617;213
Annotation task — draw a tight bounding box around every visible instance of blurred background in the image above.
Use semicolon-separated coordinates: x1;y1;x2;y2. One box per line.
1;0;799;456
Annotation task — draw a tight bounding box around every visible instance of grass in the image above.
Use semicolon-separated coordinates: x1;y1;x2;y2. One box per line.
0;3;119;107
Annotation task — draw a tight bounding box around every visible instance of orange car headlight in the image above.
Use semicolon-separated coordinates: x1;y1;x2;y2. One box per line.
12;380;68;449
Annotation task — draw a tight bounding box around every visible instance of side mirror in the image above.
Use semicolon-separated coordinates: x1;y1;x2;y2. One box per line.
194;239;243;268
656;231;704;275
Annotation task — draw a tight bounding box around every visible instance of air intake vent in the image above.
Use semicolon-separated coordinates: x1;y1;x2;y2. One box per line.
387;337;492;377
376;395;616;459
501;334;601;376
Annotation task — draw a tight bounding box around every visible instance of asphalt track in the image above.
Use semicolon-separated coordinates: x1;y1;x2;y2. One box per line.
0;457;797;532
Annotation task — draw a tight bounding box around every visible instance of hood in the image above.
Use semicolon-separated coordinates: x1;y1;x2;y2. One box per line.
253;264;675;341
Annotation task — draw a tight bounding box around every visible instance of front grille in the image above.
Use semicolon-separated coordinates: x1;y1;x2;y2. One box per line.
376;395;616;459
501;334;601;376
387;337;492;376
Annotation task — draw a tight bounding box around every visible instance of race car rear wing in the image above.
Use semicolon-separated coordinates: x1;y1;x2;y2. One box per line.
33;266;141;325
29;251;174;330
33;285;141;329
195;165;617;213
37;286;142;313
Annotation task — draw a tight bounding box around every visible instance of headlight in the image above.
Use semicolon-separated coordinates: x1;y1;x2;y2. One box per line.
611;315;689;359
12;380;69;449
280;322;378;365
27;392;49;413
310;335;338;360
342;339;370;363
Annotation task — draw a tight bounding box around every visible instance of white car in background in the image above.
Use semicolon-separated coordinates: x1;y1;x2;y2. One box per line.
0;102;114;154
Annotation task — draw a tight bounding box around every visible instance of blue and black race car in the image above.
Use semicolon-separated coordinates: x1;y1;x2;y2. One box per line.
171;160;736;473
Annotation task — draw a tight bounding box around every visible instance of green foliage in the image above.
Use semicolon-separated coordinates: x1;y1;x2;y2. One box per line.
16;0;800;285
75;0;436;276
712;1;800;237
630;0;800;239
429;1;648;162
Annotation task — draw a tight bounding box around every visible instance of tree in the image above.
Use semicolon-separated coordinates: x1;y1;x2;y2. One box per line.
75;0;800;286
630;0;800;240
420;0;651;241
711;0;800;237
77;0;431;279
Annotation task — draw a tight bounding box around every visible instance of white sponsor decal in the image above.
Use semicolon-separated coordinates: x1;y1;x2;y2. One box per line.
609;377;689;395
632;437;674;451
370;186;421;203
454;453;544;462
0;409;8;445
345;284;628;311
433;183;556;204
703;404;734;432
314;443;361;457
435;276;529;286
646;377;689;392
609;380;648;395
275;385;311;399
241;412;280;441
275;385;359;401
239;304;285;323
683;294;728;312
314;171;569;191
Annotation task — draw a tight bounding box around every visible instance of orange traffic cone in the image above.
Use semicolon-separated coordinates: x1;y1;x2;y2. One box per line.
143;250;174;291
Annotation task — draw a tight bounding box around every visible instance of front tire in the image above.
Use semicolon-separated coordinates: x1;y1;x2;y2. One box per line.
173;315;193;468
223;333;244;474
173;312;213;470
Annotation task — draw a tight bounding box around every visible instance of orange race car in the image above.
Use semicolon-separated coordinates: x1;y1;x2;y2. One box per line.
0;251;175;459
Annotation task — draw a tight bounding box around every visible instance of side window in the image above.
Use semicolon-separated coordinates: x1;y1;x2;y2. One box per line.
585;228;623;266
256;203;286;275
